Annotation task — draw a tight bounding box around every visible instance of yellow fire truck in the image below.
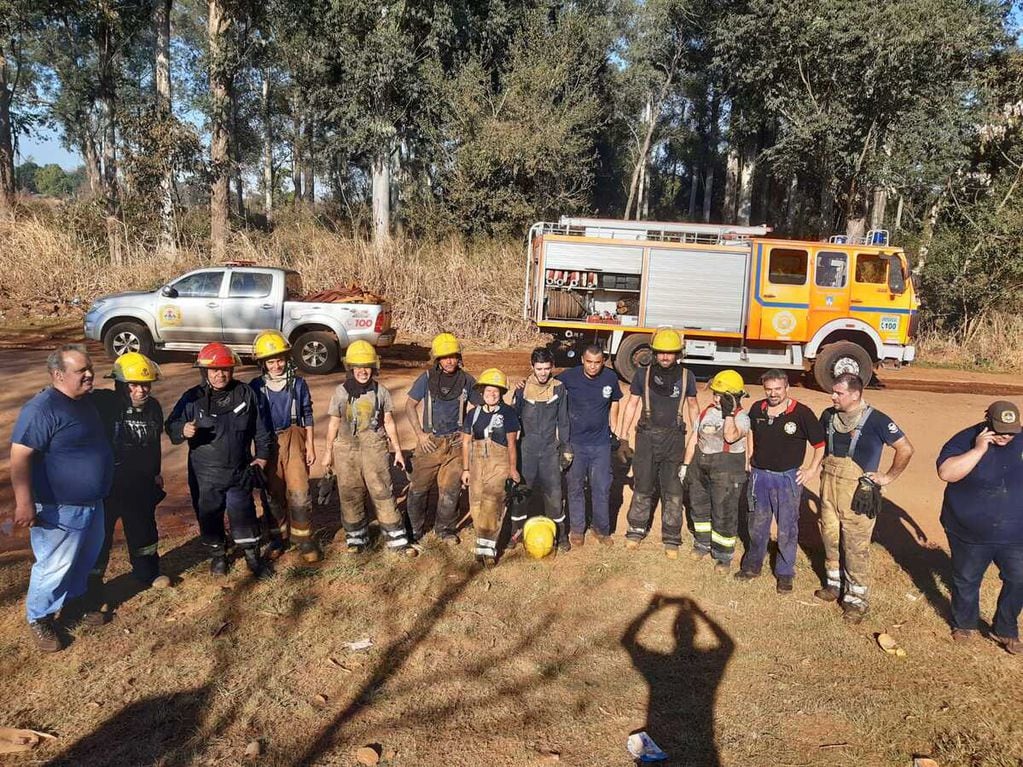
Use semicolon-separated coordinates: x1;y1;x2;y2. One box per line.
524;217;919;388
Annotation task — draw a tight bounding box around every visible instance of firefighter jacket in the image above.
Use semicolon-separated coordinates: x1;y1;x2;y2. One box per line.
512;377;570;454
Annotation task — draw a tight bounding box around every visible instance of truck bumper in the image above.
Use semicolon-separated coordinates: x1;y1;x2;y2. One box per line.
375;329;397;348
881;343;915;363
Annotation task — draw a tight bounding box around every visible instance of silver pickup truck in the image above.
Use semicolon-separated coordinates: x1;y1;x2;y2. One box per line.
83;265;396;373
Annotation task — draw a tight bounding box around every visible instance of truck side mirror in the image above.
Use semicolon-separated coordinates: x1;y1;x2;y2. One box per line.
885;257;905;295
161;285;178;298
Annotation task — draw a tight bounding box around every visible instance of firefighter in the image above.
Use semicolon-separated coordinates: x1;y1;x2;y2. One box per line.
249;330;322;564
460;368;521;566
683;370;750;572
404;333;481;546
166;342;275;579
322;340;415;556
816;372;915;623
85;353;170;618
510;347;571;550
619;329;698;557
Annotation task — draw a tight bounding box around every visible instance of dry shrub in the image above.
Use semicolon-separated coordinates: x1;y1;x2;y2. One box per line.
0;216;538;347
916;313;1023;373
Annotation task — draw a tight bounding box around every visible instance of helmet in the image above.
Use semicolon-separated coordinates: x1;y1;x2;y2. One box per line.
523;517;557;559
430;332;462;361
107;352;161;383
650;328;683;353
344;340;380;369
195;342;241;369
709;369;745;394
475;368;508;392
252;330;291;361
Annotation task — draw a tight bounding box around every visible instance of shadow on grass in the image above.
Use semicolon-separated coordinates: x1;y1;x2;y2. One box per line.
622;594;734;766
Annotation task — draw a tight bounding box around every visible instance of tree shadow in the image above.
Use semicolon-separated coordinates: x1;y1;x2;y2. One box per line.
622;594;734;766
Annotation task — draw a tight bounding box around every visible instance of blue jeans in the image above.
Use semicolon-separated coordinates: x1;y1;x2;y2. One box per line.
741;468;801;578
566;442;612;536
27;502;105;623
948;532;1023;639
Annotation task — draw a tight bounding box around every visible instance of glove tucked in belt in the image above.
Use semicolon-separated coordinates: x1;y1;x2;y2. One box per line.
316;469;338;506
851;476;883;519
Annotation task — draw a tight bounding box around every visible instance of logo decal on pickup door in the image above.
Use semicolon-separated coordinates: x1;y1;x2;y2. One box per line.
158;305;182;327
879;316;900;333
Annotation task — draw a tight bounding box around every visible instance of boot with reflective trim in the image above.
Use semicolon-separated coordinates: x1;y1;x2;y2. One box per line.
345;526;369;554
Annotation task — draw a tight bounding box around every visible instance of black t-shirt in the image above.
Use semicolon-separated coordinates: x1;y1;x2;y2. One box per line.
749;398;825;472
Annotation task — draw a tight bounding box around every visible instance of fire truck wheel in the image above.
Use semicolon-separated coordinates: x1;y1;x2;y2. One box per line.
613;333;653;383
813;341;874;391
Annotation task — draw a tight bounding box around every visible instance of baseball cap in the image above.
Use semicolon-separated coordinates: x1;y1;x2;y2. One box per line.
986;401;1021;435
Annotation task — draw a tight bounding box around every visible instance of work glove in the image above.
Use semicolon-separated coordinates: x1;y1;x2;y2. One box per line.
240;464;266;492
316;468;337;507
559;450;574;472
678;463;688;483
718;392;736;415
610;432;622;452
851;475;883;519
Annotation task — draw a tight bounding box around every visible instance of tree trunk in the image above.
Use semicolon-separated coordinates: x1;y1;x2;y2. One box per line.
261;67;273;224
231;89;244;219
870;186;887;230
208;0;232;261
303;113;314;205
371;149;390;245
97;13;123;266
0;44;16;220
687;166;698;218
736;147;755;226
702;91;719;223
291;98;302;204
846;217;866;242
155;0;175;257
894;195;904;231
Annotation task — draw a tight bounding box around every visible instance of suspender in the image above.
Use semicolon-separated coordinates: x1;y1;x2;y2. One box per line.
642;365;690;429
826;406;873;457
259;379;300;427
423;373;466;434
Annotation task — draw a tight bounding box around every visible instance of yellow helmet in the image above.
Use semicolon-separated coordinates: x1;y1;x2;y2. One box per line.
344;340;380;369
523;517;557;559
709;369;745;395
430;332;462;361
108;352;161;383
252;330;291;361
475;368;508;392
650;328;683;353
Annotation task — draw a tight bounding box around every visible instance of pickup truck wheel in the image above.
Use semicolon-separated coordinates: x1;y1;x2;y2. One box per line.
613;333;652;383
293;331;340;374
103;321;154;360
812;341;874;391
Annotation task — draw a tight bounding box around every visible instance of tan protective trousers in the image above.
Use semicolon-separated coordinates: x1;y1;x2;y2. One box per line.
469;440;510;558
333;429;408;550
265;425;314;542
406;434;464;541
819;455;876;608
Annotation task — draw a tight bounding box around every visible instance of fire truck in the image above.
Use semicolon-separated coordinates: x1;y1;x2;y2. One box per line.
523;217;919;388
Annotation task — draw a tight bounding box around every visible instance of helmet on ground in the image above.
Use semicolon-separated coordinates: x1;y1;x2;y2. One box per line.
523;517;557;559
475;368;508;392
107;352;161;383
709;369;745;395
430;332;462;361
195;342;241;369
344;340;380;369
252;330;291;361
650;328;683;353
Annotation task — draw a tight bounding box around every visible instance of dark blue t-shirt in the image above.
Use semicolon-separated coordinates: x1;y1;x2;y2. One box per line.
820;407;905;473
11;388;114;505
462;403;520;447
249;376;314;431
938;424;1023;545
557;365;623;447
408;370;481;436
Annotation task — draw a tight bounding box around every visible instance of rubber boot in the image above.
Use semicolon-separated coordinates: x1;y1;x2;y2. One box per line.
297;539;323;563
243;547;274;581
405;490;429;543
556;521;571;552
209;543;229;577
263;533;289;561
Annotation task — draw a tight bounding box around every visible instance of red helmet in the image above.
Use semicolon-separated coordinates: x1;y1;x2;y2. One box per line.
195;342;241;369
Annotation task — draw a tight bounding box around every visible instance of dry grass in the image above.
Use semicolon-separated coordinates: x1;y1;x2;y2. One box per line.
0;216;537;347
916;313;1023;373
0;519;1020;767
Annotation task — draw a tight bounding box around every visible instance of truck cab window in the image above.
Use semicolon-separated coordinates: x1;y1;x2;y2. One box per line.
768;248;808;285
285;272;303;301
855;254;887;284
172;271;224;298
815;252;847;289
229;271;273;298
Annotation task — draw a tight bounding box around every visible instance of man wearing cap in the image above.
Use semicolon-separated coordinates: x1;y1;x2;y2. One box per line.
937;401;1023;654
815;372;914;623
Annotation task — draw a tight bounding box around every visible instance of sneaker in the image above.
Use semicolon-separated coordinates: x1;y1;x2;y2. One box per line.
28;618;62;653
664;548;679;561
951;628;977;644
991;634;1023;655
151;575;172;589
625;539;640;551
733;570;760;582
814;586;840;603
776;576;794;594
210;556;230;577
593;534;614;547
841;602;867;624
713;561;731;575
569;533;585;548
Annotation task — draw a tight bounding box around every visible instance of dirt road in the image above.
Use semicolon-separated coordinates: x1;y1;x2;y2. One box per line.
1;342;1020;553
